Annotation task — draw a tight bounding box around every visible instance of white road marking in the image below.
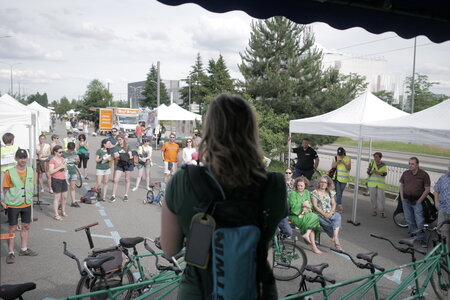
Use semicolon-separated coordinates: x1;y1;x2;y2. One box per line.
98;209;107;216
91;233;114;239
110;231;121;244
43;228;67;233
383;269;403;284
104;219;114;228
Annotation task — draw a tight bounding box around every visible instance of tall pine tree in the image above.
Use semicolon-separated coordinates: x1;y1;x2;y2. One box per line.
203;54;235;110
141;64;169;108
179;53;209;113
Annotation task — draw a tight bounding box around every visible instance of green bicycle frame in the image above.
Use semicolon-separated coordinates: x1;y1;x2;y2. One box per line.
280;241;449;300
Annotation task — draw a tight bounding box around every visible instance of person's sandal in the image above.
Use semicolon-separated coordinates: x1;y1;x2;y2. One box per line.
334;241;343;251
61;212;68;217
54;215;63;221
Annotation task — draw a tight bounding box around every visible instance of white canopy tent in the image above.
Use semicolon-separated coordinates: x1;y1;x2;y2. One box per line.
289;91;409;223
361;99;450;148
28;101;51;133
156;103;201;137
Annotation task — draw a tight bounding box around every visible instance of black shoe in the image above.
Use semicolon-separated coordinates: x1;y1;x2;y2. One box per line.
70;202;80;208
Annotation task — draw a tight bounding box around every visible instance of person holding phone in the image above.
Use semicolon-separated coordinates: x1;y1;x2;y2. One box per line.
49;145;68;221
331;147;351;213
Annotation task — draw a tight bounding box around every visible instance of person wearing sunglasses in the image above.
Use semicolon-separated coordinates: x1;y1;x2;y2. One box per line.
161;133;180;184
49;145;68;221
182;139;196;166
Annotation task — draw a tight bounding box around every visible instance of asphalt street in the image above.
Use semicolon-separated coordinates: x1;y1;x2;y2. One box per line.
0;122;445;299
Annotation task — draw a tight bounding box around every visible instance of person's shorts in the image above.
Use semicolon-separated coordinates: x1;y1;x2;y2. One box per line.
7;205;32;226
67;173;78;181
164;161;178;174
37;160;49;174
116;164;134;172
51;178;68;193
96;168;111;176
137;162;150;169
438;210;450;232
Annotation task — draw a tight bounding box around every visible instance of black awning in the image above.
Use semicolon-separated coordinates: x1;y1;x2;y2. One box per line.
157;0;450;43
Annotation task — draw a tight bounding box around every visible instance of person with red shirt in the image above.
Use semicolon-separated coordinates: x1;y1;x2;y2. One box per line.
135;121;144;146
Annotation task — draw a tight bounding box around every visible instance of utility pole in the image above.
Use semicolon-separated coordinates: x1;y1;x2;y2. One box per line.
188;75;191;111
410;37;417;113
157;61;160;108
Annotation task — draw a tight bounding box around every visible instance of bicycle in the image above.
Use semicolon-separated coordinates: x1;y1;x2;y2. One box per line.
284;262;336;299
65;159;83;189
392;192;436;228
145;182;165;207
63;222;184;300
268;232;307;281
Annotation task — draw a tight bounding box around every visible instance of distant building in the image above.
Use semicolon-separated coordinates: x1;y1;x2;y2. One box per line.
128;80;181;108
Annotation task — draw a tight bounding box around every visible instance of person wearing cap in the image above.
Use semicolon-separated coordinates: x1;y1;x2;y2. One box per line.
331;147;351;213
63;131;76;151
1;149;38;264
367;152;388;217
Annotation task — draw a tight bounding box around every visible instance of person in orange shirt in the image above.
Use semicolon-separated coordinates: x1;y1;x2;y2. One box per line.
135;121;144;146
1;149;38;264
161;133;180;184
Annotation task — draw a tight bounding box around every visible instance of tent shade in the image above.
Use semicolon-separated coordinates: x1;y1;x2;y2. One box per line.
361;99;450;148
158;103;201;121
157;0;450;43
289;91;408;139
28;101;51;132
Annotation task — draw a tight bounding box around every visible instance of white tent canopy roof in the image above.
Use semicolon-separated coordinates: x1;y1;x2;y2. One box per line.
289;91;408;138
28;101;51;132
158;103;201;121
361;99;450;148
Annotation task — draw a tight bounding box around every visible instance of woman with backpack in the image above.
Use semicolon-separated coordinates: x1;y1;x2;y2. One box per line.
160;94;287;299
132;138;152;191
95;139;113;202
110;134;133;202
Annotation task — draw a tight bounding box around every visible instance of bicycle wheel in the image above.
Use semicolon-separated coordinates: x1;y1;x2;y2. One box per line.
75;168;83;189
157;191;164;207
430;263;450;300
145;190;154;204
75;268;134;300
269;239;307;281
393;212;408;228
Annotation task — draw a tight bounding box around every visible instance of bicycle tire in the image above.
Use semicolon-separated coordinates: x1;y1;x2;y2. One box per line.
269;239;307;281
75;168;83;189
145;190;154;204
75;268;134;300
430;263;450;300
393;211;408;228
157;192;164;207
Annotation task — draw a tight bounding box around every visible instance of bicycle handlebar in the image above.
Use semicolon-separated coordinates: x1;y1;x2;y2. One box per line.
370;233;425;256
331;248;385;272
63;241;83;275
75;222;99;232
144;239;183;274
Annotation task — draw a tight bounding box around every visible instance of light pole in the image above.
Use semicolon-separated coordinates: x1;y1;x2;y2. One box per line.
188;75;191;112
0;61;22;95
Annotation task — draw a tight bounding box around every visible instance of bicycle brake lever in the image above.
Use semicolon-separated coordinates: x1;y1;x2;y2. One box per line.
372;264;385;272
323;275;336;284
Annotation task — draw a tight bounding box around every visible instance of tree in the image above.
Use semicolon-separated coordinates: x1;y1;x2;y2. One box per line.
202;55;235;110
141;65;169;108
179;53;209;113
77;79;113;121
404;73;448;113
55;96;72;116
26;92;49;107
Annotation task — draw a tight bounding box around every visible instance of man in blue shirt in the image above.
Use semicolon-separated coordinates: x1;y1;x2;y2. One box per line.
434;169;450;245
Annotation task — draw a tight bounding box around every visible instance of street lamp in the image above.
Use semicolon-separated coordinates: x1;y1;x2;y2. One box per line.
0;61;22;95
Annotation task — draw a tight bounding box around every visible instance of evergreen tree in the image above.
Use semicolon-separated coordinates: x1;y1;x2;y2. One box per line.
203;55;235;110
55;96;72;116
141;64;169;108
77;79;113;121
179;53;209;113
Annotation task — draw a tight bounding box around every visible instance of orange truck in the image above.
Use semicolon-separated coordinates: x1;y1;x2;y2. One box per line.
99;108;139;137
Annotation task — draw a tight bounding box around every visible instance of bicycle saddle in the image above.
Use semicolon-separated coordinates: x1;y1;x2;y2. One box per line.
306;263;329;275
85;255;115;269
0;282;36;300
399;237;416;247
356;251;378;263
120;237;144;248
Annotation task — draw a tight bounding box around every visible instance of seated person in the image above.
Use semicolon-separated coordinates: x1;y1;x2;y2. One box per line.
311;175;343;251
289;176;322;254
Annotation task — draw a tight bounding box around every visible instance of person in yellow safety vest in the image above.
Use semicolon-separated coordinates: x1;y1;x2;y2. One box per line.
63;131;76;151
1;133;19;199
331;147;351;214
367;152;388;218
1;149;38;264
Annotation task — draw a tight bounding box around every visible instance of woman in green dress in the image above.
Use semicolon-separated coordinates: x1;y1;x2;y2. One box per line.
288;176;322;254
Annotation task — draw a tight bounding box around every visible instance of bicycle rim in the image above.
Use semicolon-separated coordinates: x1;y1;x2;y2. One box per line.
158;192;164;207
75;269;134;300
75;168;83;189
269;239;307;281
430;263;450;300
393;212;408;228
145;191;154;204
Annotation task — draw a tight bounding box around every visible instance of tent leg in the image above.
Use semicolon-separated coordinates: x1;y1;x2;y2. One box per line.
348;138;363;226
288;131;292;168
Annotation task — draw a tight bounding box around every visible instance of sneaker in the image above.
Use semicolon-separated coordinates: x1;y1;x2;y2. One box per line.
132;187;138;192
70;202;80;208
19;248;38;256
6;253;15;264
123;195;128;202
109;195;116;203
420;241;428;248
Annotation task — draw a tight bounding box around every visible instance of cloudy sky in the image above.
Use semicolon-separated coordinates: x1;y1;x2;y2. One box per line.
1;0;449;103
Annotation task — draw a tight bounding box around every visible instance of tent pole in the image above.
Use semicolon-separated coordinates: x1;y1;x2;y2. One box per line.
288;131;292;168
349;138;363;226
